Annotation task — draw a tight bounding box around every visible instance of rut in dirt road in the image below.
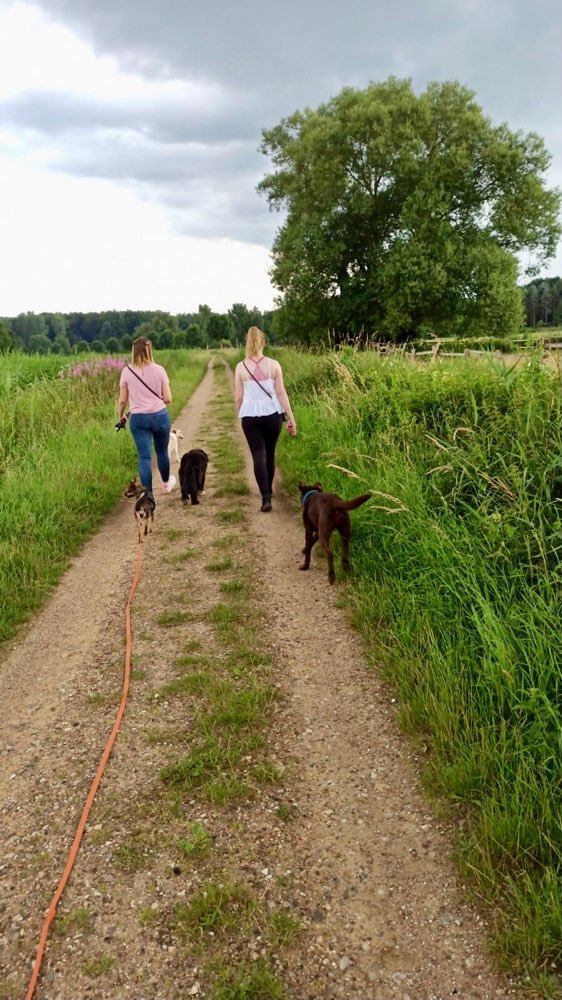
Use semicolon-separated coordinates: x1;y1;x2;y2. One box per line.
1;360;517;1000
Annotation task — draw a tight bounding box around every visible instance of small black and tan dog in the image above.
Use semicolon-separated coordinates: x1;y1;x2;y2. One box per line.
298;481;371;584
179;448;209;505
134;487;156;543
124;476;140;498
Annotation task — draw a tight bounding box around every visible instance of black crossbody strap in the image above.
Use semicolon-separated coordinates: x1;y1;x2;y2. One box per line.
127;366;164;400
242;361;273;399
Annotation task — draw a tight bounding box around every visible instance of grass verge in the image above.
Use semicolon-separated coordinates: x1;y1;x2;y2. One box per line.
275;346;562;996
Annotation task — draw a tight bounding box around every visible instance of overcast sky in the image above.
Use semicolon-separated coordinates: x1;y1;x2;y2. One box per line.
0;0;560;317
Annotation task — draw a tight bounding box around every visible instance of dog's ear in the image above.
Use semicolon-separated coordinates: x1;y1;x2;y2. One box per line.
298;481;306;492
124;478;139;497
314;482;322;491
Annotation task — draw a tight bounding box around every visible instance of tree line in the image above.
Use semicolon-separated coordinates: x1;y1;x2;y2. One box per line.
0;304;275;355
521;277;562;329
2;279;560;356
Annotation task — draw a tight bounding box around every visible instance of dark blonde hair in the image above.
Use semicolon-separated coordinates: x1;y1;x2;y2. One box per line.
131;337;154;367
245;326;265;358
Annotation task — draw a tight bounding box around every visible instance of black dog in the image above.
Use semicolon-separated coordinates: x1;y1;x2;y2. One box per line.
298;481;371;584
179;449;208;505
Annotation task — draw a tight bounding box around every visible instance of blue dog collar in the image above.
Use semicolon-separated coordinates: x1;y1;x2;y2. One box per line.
301;489;318;508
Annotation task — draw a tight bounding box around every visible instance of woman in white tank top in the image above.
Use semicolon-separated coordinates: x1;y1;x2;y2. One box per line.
234;326;297;512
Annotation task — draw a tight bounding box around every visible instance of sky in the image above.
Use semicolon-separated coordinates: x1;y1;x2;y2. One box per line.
0;0;560;318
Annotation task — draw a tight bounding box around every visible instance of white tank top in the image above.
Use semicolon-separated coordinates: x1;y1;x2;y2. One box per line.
238;360;284;418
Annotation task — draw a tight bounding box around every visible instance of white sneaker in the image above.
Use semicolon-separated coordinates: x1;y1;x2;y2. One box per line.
162;474;176;494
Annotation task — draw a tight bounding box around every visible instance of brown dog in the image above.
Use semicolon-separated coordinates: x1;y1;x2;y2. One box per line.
298;481;371;584
134;487;156;543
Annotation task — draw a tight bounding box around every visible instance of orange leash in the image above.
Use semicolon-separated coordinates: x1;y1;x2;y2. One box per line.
25;541;143;1000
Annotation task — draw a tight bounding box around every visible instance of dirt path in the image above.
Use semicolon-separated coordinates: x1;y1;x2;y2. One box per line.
0;361;518;999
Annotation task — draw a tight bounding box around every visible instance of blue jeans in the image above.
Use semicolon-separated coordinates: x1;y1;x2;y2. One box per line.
129;409;171;492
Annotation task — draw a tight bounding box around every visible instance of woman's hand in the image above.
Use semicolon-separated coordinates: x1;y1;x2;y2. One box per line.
286;419;297;437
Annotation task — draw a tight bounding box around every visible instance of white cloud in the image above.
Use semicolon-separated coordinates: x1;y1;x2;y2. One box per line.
0;2;224;106
0;159;275;314
0;1;275;314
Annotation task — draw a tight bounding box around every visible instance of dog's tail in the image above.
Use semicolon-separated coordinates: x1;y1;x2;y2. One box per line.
335;493;371;511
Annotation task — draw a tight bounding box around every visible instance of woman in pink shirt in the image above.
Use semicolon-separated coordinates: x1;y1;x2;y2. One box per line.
117;337;176;495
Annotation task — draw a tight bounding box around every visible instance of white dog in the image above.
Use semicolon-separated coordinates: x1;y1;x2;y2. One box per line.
168;427;184;464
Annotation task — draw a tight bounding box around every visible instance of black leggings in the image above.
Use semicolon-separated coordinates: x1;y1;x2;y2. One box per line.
241;413;283;499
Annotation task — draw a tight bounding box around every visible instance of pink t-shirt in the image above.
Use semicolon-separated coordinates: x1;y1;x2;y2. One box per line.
119;363;170;414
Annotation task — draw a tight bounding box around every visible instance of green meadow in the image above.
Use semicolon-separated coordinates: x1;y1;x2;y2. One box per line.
0;349;208;644
271;347;562;991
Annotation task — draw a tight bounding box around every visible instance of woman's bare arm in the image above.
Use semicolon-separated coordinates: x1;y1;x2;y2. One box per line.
118;385;129;420
273;363;296;427
234;365;244;410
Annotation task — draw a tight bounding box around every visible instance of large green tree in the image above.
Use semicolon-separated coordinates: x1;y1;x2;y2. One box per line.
259;77;561;343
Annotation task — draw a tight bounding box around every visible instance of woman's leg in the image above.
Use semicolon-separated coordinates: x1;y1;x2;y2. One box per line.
152;409;172;485
241;417;269;498
128;413;154;491
262;413;283;495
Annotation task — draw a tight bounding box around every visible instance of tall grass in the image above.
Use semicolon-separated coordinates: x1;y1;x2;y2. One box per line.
0;352;72;398
276;347;562;992
0;350;208;644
